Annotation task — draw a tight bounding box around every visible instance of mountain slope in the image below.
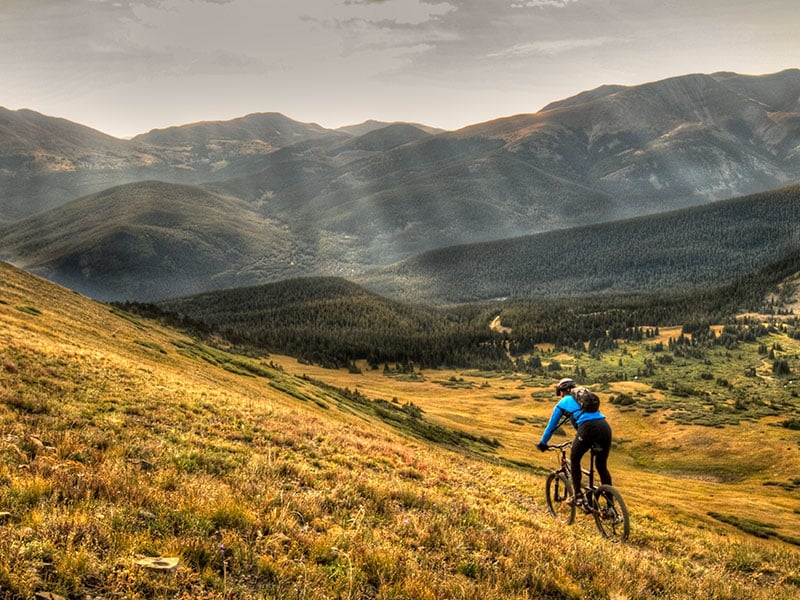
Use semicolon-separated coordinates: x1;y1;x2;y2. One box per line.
212;134;616;265
129;112;345;181
3;69;799;228
0;106;161;220
2;261;800;598
0;107;131;159
357;184;800;304
3;179;800;306
331;123;433;154
452;70;800;206
148;250;799;370
0;181;307;300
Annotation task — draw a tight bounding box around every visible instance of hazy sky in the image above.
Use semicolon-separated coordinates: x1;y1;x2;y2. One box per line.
1;0;797;138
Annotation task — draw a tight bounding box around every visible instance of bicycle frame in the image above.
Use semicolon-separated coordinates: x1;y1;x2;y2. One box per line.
549;440;602;497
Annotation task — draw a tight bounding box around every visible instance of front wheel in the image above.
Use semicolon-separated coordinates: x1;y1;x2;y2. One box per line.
545;472;576;524
591;485;629;541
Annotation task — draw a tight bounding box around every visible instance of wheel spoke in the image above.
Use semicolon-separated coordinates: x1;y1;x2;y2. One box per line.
592;485;629;541
546;472;576;525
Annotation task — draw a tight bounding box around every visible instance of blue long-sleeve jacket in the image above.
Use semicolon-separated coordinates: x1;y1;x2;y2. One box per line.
540;394;605;445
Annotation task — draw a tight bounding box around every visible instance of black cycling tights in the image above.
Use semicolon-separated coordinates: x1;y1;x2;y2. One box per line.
571;418;612;494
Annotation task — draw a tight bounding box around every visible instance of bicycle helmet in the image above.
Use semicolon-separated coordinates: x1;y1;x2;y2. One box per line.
555;377;576;395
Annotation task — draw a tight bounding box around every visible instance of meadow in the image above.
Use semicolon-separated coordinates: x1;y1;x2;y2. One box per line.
1;261;799;599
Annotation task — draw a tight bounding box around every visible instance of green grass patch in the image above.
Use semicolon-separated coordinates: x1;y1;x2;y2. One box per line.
708;512;800;545
173;340;275;378
493;393;521;400
134;339;168;354
108;305;149;329
434;377;475;389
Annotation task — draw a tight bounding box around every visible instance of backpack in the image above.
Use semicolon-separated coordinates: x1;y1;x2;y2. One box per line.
574;387;600;413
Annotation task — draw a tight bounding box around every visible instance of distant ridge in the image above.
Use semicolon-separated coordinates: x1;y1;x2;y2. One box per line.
332;123;433;153
356;184;800;304
131;111;334;147
336;119;445;137
539;83;627;111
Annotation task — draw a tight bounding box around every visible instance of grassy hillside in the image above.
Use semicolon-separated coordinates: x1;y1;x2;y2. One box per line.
359;183;800;304
2;261;800;598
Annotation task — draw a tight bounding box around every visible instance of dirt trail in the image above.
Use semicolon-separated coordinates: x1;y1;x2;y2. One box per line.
489;315;512;334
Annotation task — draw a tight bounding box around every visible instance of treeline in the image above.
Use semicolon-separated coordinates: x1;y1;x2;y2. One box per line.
122;278;510;370
115;249;799;369
500;247;800;353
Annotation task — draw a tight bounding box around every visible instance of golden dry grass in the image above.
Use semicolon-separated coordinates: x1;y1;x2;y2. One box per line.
1;262;800;599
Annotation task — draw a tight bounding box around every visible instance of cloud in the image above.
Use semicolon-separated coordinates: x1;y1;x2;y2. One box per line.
488;36;623;58
323;0;456;27
510;0;580;7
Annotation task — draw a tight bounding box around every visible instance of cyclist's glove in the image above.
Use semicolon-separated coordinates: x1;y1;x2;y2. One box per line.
536;442;548;452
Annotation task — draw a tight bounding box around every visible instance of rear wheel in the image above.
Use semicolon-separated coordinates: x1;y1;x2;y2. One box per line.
592;485;629;541
545;472;576;524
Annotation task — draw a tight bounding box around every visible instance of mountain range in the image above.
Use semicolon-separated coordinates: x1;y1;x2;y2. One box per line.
1;68;800;302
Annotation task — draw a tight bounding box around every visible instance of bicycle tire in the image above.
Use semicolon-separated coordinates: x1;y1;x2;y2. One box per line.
591;484;629;541
545;472;576;524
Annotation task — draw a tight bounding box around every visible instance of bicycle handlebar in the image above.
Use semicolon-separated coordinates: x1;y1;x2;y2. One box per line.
545;441;572;450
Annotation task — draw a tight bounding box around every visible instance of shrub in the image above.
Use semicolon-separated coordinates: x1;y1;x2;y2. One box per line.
773;359;791;376
610;393;637;406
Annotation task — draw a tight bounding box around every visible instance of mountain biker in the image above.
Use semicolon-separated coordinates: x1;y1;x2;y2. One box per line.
536;377;612;506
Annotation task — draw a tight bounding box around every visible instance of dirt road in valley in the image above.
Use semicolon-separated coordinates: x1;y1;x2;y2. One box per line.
489;315;512;334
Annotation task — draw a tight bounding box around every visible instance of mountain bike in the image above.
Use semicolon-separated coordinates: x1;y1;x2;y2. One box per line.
544;440;630;541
